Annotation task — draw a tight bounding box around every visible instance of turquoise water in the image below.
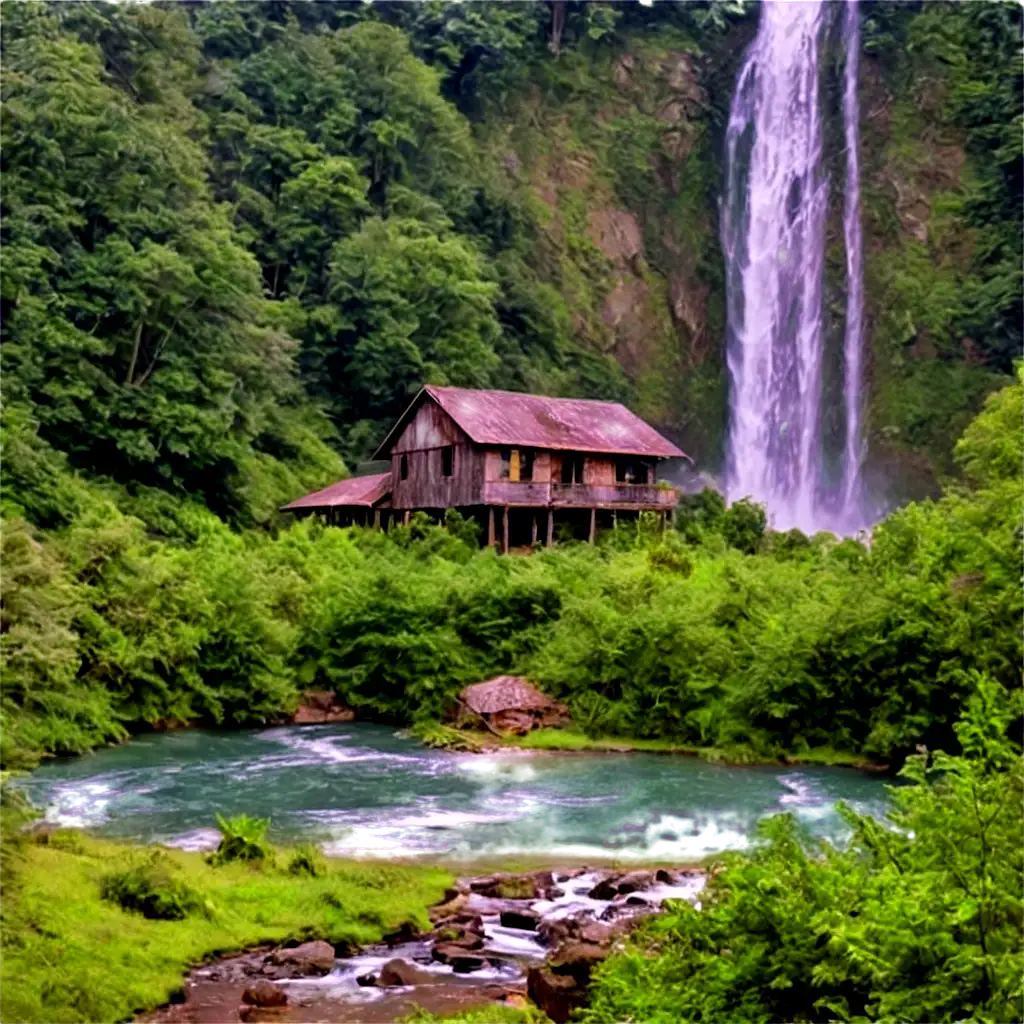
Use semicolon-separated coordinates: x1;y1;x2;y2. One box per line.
20;724;892;862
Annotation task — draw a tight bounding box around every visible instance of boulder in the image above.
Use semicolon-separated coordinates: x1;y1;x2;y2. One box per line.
550;941;609;985
538;914;616;950
241;982;287;1008
265;940;335;976
527;965;588;1024
587;877;620;901
626;894;650;906
432;925;484;951
470;871;549;900
429;893;468;922
500;908;539;931
431;945;487;973
356;972;377;987
553;868;587;883
654;868;675;884
384;919;421;945
616;870;654;895
376;958;438;987
292;691;354;725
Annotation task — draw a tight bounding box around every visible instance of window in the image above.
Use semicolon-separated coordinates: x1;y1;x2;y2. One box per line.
441;445;454;477
400;454;409;480
616;458;649;484
500;448;534;482
561;453;585;484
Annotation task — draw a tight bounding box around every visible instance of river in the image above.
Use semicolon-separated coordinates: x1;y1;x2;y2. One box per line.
19;723;892;862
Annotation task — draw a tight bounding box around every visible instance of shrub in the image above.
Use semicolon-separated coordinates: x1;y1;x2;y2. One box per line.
647;541;693;576
720;498;767;554
287;843;327;878
101;853;201;920
209;813;271;866
583;678;1024;1024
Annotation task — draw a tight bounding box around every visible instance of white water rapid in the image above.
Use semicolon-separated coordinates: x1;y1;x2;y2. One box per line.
722;1;867;534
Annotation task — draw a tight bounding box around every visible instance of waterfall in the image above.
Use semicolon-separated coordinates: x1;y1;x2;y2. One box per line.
839;0;865;528
722;1;867;535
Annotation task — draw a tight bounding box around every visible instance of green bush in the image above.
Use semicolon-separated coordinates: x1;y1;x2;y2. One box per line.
209;814;271;866
287;843;327;879
583;677;1024;1024
101;853;202;921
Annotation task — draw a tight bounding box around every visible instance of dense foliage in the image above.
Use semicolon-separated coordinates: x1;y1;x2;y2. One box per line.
2;372;1019;771
582;678;1024;1023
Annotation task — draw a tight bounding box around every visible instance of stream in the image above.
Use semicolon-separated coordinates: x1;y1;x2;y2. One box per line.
20;723;891;862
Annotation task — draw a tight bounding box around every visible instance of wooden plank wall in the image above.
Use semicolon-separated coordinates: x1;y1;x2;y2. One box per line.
390;402;486;508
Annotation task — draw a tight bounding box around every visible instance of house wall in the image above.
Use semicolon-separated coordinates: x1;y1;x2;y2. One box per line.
390;403;486;509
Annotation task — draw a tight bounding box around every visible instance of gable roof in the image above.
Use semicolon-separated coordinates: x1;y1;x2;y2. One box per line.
374;386;686;459
281;472;391;511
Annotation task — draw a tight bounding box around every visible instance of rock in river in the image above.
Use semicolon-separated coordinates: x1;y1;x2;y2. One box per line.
499;908;539;931
431;944;488;973
264;940;335;976
377;958;439;987
241;982;287;1008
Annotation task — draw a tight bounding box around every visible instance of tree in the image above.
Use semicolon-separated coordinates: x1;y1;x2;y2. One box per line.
315;217;501;450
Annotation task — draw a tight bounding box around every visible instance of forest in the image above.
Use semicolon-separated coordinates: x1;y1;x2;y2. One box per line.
1;3;1022;1023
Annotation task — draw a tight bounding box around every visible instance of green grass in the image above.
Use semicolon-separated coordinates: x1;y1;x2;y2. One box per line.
0;830;451;1024
509;727;699;754
445;727;875;769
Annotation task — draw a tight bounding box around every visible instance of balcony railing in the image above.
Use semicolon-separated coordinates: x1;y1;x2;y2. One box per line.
550;483;677;508
483;480;677;508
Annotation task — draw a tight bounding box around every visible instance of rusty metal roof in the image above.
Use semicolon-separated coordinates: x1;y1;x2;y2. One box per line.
460;677;560;715
281;472;391;511
375;386;686;459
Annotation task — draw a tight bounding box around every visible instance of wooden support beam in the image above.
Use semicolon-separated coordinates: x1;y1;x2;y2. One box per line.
374;508;381;529
589;507;596;544
502;506;509;555
546;509;554;547
403;510;410;526
488;506;496;548
531;514;538;546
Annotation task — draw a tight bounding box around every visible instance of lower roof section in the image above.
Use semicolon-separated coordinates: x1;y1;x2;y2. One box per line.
281;471;391;511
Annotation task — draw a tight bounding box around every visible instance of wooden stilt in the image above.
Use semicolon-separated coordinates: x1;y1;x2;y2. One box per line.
488;506;496;547
546;509;554;547
374;508;381;529
531;514;538;546
589;507;596;544
502;506;509;555
403;510;410;526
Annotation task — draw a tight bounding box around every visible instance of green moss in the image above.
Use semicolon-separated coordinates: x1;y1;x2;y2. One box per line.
0;832;450;1024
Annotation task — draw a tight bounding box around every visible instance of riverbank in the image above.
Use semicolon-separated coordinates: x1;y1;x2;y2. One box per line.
0;830;450;1024
417;723;888;772
0;826;703;1024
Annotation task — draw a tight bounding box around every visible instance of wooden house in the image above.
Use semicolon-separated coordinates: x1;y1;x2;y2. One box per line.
283;386;686;549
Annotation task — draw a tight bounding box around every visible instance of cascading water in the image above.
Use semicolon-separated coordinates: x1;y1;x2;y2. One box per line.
839;0;865;525
722;1;867;534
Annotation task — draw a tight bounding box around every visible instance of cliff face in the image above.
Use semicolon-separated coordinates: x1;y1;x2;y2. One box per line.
476;6;1017;503
476;33;731;470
